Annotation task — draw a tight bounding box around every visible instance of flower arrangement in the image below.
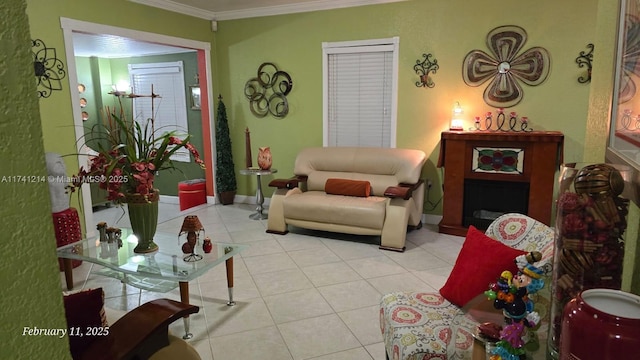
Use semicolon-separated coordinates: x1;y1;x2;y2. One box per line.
67;91;205;204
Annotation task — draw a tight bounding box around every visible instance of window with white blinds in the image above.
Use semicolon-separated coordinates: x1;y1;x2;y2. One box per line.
323;37;399;148
129;61;189;162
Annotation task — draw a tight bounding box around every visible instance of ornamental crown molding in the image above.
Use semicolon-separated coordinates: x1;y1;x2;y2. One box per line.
130;0;409;21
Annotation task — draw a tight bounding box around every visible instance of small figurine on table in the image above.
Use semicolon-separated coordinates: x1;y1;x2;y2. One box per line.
482;252;545;360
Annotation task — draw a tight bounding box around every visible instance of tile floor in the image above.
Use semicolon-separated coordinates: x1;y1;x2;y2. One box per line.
61;202;464;360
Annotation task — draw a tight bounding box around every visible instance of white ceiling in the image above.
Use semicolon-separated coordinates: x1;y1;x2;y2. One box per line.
72;32;196;58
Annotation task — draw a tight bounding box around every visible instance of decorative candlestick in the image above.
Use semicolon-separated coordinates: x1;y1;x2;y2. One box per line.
245;127;253;168
509;111;518;130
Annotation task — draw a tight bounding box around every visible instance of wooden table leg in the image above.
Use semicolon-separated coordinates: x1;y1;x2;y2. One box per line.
225;257;235;306
63;258;73;290
178;282;193;340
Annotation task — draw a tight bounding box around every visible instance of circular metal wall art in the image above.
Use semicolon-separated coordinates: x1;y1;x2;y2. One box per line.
244;63;292;118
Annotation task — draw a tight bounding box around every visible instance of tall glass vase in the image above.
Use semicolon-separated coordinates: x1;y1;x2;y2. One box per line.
548;163;632;359
126;189;160;254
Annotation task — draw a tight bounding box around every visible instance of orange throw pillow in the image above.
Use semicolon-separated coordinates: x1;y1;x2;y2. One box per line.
324;178;371;197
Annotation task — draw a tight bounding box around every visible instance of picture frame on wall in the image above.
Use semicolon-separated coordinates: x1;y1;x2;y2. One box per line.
608;0;640;205
189;85;201;110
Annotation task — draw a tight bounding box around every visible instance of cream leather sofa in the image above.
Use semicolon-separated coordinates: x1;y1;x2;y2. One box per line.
266;147;426;251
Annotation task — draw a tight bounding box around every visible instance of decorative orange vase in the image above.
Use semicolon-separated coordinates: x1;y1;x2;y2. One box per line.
257;147;272;170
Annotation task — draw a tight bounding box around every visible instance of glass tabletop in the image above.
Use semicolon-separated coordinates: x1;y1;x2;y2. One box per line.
57;228;247;292
239;168;278;176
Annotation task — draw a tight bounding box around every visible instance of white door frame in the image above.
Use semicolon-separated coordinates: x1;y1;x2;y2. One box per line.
60;17;214;237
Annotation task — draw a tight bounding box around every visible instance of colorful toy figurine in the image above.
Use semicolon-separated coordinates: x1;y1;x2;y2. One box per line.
482;251;545;360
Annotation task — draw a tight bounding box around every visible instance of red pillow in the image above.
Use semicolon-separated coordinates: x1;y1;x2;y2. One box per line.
439;226;526;307
324;178;371;197
63;288;107;359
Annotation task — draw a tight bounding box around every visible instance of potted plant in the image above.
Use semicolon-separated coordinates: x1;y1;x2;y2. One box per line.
215;95;237;205
67;91;205;253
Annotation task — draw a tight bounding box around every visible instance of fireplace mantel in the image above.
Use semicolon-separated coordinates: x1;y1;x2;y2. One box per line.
437;131;564;236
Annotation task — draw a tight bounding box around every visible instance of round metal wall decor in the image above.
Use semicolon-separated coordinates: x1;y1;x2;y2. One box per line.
244;63;292;118
462;25;550;108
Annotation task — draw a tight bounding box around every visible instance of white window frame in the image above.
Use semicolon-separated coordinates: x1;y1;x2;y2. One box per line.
322;37;399;148
129;61;190;162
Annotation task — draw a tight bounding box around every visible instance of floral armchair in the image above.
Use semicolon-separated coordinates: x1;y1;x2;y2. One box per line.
379;213;554;360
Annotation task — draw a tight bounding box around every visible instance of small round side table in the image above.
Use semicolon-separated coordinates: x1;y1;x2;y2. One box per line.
239;168;277;220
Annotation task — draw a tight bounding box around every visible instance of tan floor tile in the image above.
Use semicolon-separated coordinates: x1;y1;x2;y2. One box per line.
278;314;361;360
337;305;383;346
210;326;293;360
317;280;381;313
264;288;334;324
252;268;314;297
301;261;363;287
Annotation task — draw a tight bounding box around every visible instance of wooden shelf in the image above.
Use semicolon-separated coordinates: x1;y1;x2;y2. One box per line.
437;131;564;236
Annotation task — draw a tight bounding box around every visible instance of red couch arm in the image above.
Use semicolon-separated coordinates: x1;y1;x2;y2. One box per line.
268;175;308;189
384;179;424;200
80;299;199;360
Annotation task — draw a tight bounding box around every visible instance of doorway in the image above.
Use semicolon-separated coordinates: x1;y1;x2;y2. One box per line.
60;18;215;237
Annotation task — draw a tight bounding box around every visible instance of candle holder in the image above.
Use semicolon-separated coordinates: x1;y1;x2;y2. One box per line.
473;109;534;132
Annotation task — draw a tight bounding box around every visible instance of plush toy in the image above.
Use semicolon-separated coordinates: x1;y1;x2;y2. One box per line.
482;251;545;360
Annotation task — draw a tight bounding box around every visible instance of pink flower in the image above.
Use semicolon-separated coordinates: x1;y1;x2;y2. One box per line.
169;136;183;145
132;162;146;172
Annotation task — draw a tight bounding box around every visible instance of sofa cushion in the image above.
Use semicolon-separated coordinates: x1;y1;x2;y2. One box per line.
439;226;526;307
283;191;386;229
324;178;371;197
294;147;426;194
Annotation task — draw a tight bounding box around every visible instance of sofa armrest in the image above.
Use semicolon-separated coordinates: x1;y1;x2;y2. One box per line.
81;299;199;360
268;175;308;189
384;180;424;200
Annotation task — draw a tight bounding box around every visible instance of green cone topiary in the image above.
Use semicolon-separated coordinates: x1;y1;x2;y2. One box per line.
215;95;237;204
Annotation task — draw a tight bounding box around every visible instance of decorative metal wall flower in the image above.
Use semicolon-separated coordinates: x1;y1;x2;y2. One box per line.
31;39;67;98
462;25;550;108
576;43;594;84
244;63;293;118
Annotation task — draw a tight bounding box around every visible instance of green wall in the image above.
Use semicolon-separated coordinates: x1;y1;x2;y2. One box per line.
214;0;598;205
0;0;70;358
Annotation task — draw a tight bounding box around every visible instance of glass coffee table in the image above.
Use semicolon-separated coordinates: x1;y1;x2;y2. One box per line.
57;228;247;339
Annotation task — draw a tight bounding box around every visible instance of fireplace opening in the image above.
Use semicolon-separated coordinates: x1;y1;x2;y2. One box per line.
463;179;530;230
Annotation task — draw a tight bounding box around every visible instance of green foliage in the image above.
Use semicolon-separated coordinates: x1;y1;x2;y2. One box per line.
215;96;237;193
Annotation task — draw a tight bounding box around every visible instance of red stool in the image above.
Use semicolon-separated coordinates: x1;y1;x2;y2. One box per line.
52;208;83;271
178;179;207;211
